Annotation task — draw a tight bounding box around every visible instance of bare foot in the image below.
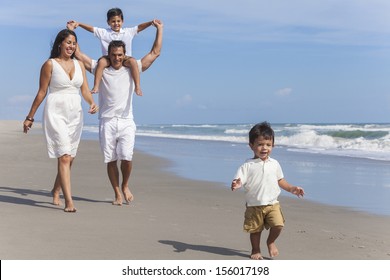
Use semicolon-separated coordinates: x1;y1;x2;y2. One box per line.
122;186;134;204
250;252;264;260
112;193;123;206
64;207;77;213
112;199;123;206
267;242;279;258
51;190;62;206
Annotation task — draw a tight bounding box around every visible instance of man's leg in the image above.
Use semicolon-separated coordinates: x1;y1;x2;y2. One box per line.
120;160;134;203
107;161;123;205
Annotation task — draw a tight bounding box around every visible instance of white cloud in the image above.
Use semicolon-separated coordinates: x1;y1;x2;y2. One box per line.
275;87;292;97
176;94;193;107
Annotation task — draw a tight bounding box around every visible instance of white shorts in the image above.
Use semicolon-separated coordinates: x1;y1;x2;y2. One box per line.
99;118;136;163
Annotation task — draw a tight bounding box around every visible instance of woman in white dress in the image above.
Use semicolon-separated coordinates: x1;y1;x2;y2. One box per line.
23;29;98;212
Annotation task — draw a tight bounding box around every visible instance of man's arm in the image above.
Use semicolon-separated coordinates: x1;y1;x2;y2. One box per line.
140;20;163;72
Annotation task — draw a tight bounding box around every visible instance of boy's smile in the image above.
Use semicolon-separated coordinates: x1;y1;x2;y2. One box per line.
249;136;273;160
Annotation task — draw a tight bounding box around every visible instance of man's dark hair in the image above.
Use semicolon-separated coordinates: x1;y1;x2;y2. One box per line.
249;122;275;146
108;40;126;55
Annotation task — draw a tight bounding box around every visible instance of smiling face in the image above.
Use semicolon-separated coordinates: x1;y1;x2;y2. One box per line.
108;46;125;69
107;15;123;32
249;136;273;160
59;35;77;58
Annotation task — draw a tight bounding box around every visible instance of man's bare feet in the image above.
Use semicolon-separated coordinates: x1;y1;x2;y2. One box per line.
122;186;134;204
267;242;279;258
112;198;123;206
250;252;264;260
64;207;77;212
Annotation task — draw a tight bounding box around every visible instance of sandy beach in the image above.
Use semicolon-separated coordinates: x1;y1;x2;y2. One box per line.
1;120;390;260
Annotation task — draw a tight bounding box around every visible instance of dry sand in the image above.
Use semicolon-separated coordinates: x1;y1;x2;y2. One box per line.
1;120;390;260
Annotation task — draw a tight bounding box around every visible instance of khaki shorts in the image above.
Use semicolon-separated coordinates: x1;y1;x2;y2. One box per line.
243;203;285;233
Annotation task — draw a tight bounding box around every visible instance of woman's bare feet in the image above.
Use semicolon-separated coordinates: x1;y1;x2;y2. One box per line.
51;189;62;206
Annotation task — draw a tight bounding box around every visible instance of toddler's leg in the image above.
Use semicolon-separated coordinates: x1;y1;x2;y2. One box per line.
92;56;110;93
124;56;142;96
267;226;283;258
249;232;263;260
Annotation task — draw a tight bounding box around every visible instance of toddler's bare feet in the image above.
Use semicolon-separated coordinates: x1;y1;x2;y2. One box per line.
267;242;279;258
250;252;263;260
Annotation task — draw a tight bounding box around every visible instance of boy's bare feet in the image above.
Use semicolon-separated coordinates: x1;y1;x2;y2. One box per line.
250;252;263;260
267;242;279;258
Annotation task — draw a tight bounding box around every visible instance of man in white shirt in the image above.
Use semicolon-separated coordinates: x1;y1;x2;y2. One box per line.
76;20;163;205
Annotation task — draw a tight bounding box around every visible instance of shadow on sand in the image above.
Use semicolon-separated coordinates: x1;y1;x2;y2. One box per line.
159;240;249;259
0;186;107;210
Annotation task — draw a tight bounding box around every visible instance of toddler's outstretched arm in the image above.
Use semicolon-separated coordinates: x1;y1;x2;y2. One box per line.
279;178;305;198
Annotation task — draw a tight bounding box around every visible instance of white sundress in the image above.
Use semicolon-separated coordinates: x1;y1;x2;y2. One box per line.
43;58;84;158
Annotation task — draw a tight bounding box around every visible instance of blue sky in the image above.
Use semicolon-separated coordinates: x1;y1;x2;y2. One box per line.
1;0;390;124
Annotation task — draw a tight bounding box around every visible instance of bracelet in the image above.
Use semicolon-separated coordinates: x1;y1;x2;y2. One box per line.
25;116;34;122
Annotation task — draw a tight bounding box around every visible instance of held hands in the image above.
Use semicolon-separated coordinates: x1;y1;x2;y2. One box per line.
231;178;242;191
88;103;99;114
291;186;305;198
66;20;78;30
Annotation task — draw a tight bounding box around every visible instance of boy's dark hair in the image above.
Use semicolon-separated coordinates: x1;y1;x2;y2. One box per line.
107;7;124;21
249;122;275;146
108;40;126;55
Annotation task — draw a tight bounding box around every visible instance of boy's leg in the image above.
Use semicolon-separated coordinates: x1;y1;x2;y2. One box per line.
92;56;110;93
124;56;142;96
250;232;263;260
267;226;283;258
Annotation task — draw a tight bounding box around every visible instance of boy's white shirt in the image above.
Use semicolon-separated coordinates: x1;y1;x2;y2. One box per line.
234;157;284;206
93;26;138;56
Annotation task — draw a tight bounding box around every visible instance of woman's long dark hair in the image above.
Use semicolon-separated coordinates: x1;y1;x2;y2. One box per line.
49;29;77;59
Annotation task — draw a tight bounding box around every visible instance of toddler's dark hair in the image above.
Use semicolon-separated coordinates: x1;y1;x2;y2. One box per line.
249;122;275;146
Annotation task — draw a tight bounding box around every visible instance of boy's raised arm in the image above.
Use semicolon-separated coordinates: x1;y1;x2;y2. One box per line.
67;20;94;33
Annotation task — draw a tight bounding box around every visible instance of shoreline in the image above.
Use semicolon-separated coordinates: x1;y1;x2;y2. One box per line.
1;120;390;259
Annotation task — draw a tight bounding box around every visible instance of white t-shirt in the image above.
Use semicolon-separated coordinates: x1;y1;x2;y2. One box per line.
98;60;142;120
93;26;138;56
234;157;284;206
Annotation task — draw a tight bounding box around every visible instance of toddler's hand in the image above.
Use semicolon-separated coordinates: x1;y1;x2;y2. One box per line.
292;186;305;198
231;178;242;191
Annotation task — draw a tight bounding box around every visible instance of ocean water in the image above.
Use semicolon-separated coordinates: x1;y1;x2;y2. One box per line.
82;123;390;216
